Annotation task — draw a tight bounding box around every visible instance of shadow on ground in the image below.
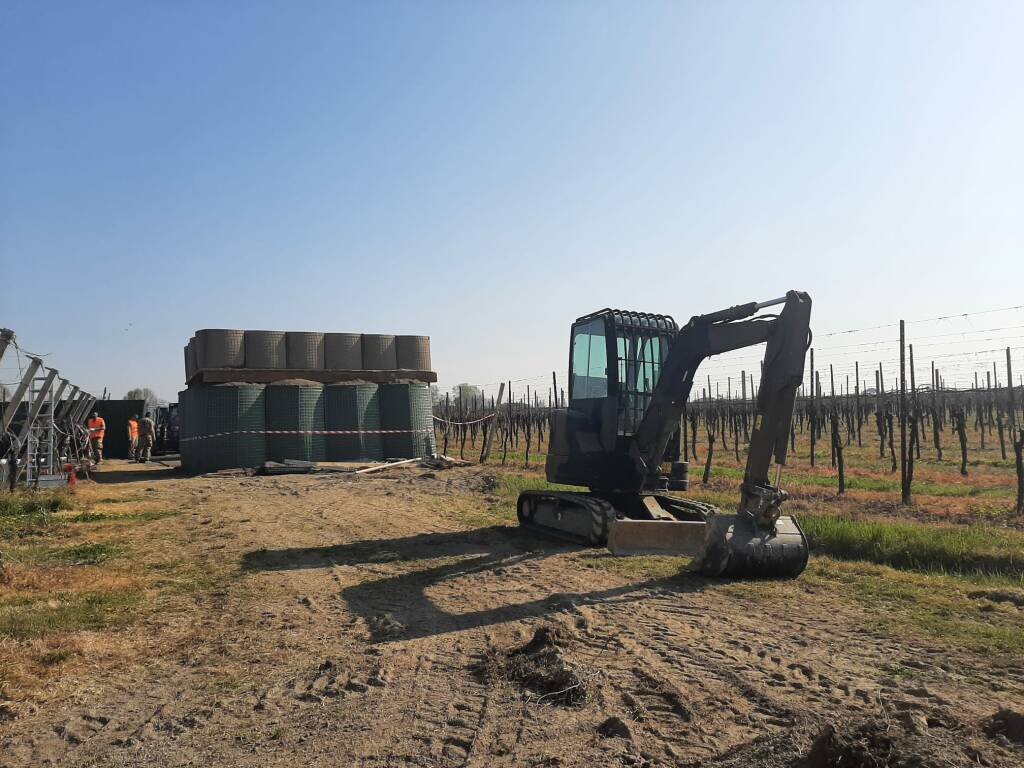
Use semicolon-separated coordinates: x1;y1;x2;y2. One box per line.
242;525;709;641
90;463;181;484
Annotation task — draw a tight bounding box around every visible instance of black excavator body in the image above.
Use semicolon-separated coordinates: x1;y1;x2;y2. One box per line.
516;291;813;579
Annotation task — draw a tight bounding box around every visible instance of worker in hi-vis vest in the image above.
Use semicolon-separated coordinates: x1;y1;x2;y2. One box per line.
127;415;140;460
87;412;106;463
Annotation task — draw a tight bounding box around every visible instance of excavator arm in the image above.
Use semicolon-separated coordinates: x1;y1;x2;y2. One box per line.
631;290;812;530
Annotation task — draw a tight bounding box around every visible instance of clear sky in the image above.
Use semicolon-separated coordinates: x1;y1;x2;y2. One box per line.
2;1;1023;402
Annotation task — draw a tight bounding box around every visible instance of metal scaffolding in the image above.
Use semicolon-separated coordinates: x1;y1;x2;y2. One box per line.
1;328;97;489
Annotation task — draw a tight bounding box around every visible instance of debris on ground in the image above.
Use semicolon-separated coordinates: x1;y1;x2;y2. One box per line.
986;708;1024;746
685;714;1011;768
419;455;473;470
200;454;469;479
474;624;595;706
367;613;407;639
597;715;633;740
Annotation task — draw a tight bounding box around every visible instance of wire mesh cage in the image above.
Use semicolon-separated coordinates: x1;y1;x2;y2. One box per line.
325;383;383;460
380;383;435;459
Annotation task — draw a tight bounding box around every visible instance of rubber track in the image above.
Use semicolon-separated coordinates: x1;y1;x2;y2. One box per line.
516;491;615;546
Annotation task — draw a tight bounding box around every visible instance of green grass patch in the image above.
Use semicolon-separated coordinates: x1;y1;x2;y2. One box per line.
65;508;180;525
804;558;1024;654
0;491;75;518
709;465;1014;498
66;512;110;523
0;590;139;640
438;473;578;529
493;473;576;500
6;541;125;566
0;491;76;540
800;515;1024;581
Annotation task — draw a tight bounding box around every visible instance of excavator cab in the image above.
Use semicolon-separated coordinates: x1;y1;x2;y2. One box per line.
518;291;813;579
547;310;680;493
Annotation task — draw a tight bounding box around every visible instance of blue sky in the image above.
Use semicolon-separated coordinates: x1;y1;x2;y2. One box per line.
3;1;1023;401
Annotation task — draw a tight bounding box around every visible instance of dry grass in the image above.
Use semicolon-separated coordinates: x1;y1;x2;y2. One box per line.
0;473;217;708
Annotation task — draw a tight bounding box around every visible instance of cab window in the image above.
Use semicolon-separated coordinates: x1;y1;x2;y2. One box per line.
570;319;608;399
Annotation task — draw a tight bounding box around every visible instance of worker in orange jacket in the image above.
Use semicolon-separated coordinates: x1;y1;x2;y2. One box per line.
87;412;106;463
127;415;140;460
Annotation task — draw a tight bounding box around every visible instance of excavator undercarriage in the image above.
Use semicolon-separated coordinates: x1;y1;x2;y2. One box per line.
517;291;813;579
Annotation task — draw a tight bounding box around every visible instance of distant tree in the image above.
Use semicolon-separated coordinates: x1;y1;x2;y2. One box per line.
125;387;160;410
452;383;482;403
429;384;441;405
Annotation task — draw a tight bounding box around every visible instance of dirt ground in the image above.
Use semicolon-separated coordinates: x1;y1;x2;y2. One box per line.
2;460;1023;767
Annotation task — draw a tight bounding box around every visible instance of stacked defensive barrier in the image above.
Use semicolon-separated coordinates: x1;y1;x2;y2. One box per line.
325;383;383;461
184;329;431;378
179;329;435;473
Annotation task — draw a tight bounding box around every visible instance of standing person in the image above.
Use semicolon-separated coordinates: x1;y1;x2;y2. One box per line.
127;414;140;460
137;411;156;463
86;411;106;464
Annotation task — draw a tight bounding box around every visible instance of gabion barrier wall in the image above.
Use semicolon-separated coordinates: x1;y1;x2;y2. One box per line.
187;330;430;378
325;383;383;460
180;382;432;473
244;330;287;369
380;383;436;459
265;383;326;463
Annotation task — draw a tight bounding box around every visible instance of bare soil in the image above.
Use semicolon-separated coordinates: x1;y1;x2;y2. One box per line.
1;461;1023;767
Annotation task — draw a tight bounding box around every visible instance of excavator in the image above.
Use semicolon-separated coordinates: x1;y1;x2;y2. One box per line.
517;290;812;578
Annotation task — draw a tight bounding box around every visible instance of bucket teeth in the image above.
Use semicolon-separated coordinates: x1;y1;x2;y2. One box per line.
693;514;808;578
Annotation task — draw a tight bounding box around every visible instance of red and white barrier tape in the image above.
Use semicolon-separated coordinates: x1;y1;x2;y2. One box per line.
181;427;433;443
431;413;496;427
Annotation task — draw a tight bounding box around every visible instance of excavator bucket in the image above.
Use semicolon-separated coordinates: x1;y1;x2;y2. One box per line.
693;513;808;578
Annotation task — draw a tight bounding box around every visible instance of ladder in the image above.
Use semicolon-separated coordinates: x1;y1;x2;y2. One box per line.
24;375;59;487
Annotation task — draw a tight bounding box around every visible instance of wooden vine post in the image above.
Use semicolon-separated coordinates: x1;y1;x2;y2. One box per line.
479;382;506;463
899;320;910;505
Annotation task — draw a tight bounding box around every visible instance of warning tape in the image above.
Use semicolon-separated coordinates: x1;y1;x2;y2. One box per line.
432;413;496;427
180;427;434;443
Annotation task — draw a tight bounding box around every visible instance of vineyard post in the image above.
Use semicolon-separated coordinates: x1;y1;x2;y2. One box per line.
702;404;716;485
682;400;689;462
855;361;862;447
877;364;888;459
809;348;815;467
480;382;506;463
458;388;467;459
1007;348;1017;436
524;386;532;467
930;364;943;459
909;344;920;459
954;406;968;476
501;383;512;466
830;365;845;492
741;371;749;441
845;374;851;445
1015;428;1024;515
443;392;451;456
829;365;836;468
1008;350;1021;512
899;321;910;505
